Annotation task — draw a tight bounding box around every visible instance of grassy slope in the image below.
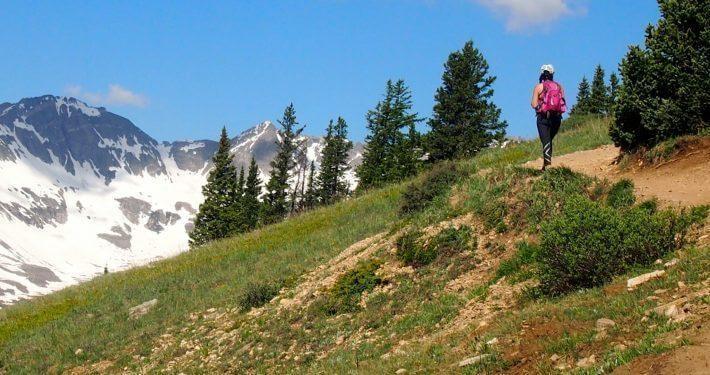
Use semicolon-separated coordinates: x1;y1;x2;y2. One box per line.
0;116;611;373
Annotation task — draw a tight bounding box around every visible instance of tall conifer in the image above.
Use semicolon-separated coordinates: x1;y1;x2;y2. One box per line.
357;80;422;189
190;127;240;247
589;65;609;115
571;77;591;115
317;117;353;204
426;40;506;161
242;157;262;230
262;104;303;224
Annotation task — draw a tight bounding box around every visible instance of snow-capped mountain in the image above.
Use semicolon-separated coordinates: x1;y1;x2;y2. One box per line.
0;96;363;305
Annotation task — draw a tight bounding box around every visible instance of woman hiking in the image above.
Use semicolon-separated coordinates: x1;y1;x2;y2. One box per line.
531;64;567;170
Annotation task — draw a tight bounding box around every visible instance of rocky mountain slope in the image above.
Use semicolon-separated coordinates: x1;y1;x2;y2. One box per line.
0;96;362;304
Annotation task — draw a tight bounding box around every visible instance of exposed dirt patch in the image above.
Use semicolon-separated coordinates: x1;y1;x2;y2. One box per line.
276;231;391;312
523;139;710;206
613;324;710;375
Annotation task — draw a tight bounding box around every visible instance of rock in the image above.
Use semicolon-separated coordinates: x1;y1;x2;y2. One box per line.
614;343;627;351
654;259;663;265
654;289;667;295
550;354;560;362
595;318;616;332
576;355;596;368
677;281;686;288
395;369;407;374
664;258;679;268
75;348;83;356
128;299;158;319
627;270;666;290
459;354;491;367
594;331;608;341
486;337;499;345
335;336;345;345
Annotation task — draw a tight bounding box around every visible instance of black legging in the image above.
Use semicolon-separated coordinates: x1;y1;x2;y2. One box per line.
537;114;561;164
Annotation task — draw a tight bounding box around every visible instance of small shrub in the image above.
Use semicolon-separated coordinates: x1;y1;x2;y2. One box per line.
637;198;659;214
538;196;707;295
518;167;593;228
321;260;382;315
606;179;635;208
429;225;475;255
399;161;469;216
396;229;436;267
238;281;281;311
495;241;540;282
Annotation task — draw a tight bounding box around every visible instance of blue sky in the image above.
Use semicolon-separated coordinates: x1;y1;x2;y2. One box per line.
0;1;660;142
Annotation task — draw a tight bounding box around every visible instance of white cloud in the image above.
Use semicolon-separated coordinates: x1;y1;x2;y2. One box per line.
65;84;149;107
474;0;578;32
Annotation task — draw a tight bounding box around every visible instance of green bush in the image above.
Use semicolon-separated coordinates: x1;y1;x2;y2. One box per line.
396;226;475;268
610;0;709;151
237;281;281;311
495;241;540;282
395;229;436;267
399;161;468;216
321;260;382;315
518;167;593;228
429;225;475;255
538;196;707;295
606;179;635;208
637;198;659;214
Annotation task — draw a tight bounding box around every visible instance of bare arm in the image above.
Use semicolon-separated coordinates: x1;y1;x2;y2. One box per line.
531;84;543;109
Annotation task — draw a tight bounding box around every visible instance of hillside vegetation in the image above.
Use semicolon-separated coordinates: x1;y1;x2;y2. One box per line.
1;117;708;374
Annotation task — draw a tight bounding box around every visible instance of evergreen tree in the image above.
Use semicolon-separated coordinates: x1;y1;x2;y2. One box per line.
589;65;609;115
357;80;423;189
190;127;240;247
303;161;318;209
262;104;304;224
608;72;620;112
236;166;245;199
611;0;709;150
317;117;353;204
571;77;591;115
426;40;507;161
242;157;262;231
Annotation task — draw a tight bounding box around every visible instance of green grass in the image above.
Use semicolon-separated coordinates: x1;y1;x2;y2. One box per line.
0;185;402;373
0;115;622;373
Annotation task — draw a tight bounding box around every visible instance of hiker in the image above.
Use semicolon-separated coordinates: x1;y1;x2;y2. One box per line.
531;64;567;170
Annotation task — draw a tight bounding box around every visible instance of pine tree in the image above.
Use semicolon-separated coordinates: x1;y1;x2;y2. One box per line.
231;165;246;231
303;161;318;209
608;73;620;110
571;77;591;115
357;80;423;189
242;157;262;231
611;0;709;150
235;166;245;202
589;65;609;115
426;40;507;162
190;127;240;247
262;104;304;224
317;117;353;204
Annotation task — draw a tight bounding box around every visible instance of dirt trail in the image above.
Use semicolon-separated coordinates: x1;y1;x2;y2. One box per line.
523;142;710;207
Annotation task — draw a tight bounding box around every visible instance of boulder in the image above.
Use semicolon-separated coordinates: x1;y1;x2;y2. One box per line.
627;270;665;290
595;318;616;332
128;299;158;319
576;355;596;368
458;354;491;367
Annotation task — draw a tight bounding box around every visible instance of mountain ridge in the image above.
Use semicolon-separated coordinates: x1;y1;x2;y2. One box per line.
0;95;362;304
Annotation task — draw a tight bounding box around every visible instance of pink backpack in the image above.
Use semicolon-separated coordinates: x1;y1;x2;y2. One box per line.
539;80;567;115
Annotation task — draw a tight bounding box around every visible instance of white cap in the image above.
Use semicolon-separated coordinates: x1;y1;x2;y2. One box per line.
540;64;554;74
